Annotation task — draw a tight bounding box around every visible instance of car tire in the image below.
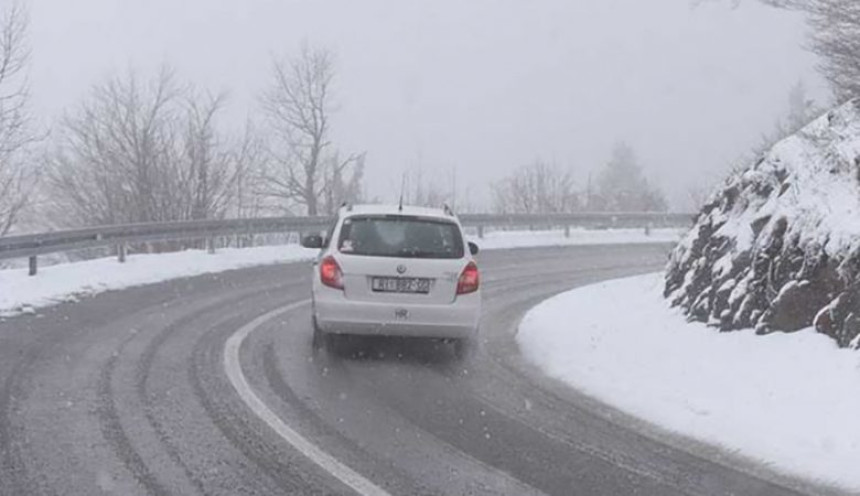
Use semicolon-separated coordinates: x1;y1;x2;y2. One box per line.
326;333;353;357
311;316;326;351
313;319;351;357
452;338;472;361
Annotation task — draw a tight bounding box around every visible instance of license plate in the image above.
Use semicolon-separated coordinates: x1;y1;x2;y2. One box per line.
371;277;431;294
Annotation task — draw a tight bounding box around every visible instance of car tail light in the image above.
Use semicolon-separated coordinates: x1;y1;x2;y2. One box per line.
320;256;344;290
457;262;480;295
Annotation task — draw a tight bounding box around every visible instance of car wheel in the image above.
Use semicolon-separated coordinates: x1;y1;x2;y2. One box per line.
312;316;326;351
452;338;472;360
326;333;354;357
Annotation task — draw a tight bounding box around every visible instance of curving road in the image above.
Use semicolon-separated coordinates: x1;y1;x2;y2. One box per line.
0;244;838;496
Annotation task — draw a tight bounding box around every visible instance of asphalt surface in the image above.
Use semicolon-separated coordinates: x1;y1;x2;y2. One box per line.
0;244;841;496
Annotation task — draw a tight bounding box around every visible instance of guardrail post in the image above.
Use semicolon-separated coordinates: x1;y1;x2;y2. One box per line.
206;237;216;255
477;226;484;239
28;255;37;276
564;225;571;238
117;244;127;263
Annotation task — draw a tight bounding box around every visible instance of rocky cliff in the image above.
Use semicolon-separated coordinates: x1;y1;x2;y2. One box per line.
665;100;860;347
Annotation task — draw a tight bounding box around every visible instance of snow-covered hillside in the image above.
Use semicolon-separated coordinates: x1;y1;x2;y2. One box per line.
665;99;860;347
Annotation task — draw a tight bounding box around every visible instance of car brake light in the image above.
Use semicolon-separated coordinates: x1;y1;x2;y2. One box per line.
320;256;344;290
457;262;480;295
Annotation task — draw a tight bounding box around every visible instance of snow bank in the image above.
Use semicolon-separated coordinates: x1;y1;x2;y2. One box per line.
0;228;682;317
0;245;319;317
519;273;860;491
666;100;860;345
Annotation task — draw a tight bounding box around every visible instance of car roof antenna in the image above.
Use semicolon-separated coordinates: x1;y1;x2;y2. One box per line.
398;173;406;212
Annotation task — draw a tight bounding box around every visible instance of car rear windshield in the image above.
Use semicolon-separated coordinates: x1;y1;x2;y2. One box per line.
337;215;465;259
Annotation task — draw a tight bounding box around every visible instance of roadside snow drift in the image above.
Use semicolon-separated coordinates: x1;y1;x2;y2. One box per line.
0;245;319;317
518;273;860;491
0;228;682;317
665;99;860;346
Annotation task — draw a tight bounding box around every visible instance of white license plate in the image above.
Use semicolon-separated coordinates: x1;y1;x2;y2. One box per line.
371;277;431;294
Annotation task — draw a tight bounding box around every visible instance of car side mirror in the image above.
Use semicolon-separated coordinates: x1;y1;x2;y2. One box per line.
468;241;479;255
301;234;324;249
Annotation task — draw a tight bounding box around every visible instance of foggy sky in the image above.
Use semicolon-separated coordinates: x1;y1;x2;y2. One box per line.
28;0;825;209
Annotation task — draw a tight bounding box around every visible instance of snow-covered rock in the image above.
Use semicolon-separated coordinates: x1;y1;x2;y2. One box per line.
665;99;860;347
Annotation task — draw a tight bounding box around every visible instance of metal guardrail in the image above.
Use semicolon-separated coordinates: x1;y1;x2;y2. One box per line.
0;211;693;275
460;212;693;235
0;216;334;260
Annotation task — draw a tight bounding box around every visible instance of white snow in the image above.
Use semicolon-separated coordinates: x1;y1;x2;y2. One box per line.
0;228;683;317
518;273;860;491
0;245;319;317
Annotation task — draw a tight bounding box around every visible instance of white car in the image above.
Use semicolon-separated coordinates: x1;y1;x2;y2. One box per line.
301;204;481;357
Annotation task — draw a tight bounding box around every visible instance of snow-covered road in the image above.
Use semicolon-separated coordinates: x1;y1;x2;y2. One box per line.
517;273;860;492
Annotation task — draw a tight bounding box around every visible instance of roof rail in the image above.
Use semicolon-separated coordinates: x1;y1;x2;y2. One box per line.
442;203;455;217
339;201;353;212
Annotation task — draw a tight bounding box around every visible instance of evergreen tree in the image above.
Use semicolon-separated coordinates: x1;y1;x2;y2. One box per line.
593;142;668;212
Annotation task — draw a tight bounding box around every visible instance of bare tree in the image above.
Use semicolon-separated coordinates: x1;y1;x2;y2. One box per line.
0;3;37;236
181;91;242;221
320;152;365;215
381;165;475;211
397;166;447;208
232;120;271;219
785;80;820;130
686;183;713;210
747;79;820;160
259;44;362;215
492;160;580;214
47;69;241;227
721;0;860;99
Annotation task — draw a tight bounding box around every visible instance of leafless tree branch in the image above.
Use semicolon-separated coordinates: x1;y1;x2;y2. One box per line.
259;44;363;215
492;160;581;214
46;69;244;228
0;2;38;236
718;0;860;99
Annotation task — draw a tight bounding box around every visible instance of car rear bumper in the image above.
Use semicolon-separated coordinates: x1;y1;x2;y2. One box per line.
314;290;480;339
